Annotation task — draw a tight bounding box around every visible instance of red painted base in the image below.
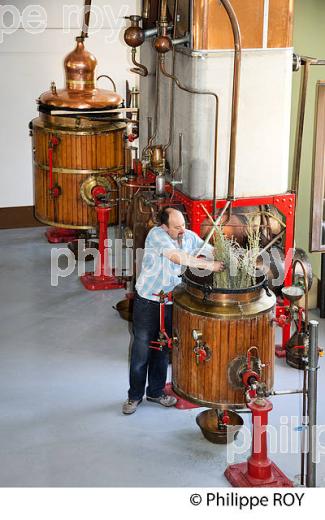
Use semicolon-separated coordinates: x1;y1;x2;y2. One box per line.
80;271;126;291
45;227;79;244
224;462;293;488
164;383;200;410
275;345;287;358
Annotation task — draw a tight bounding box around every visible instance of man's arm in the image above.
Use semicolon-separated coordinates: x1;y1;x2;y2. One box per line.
163;249;224;273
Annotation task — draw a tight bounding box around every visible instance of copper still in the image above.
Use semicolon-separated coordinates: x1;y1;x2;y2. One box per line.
31;23;127;229
39;37;122;111
172;271;276;408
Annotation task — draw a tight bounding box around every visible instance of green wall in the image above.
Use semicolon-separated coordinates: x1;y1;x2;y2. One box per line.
290;0;325;278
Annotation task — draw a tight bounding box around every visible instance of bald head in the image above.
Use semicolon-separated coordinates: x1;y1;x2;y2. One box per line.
160;208;186;241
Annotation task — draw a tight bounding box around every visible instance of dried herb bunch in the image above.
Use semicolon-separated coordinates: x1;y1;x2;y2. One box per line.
213;217;260;289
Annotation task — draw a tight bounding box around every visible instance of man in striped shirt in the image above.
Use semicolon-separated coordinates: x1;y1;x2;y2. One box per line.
122;207;225;415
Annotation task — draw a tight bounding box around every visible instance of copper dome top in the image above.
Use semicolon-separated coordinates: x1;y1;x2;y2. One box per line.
39;37;123;110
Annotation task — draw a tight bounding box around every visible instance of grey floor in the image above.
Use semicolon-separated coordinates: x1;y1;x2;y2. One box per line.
0;227;325;487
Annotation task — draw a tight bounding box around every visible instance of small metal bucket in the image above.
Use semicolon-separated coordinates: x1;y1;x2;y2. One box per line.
113;298;133;321
196;409;244;444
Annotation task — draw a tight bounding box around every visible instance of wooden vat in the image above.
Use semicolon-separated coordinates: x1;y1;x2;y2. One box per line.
32;115;125;229
172;274;276;408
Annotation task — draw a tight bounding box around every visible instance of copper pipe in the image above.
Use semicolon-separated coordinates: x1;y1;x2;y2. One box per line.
292;58;312;197
147;117;153;145
142;56;161;158
138;197;157;216
81;0;92;39
219;0;242;201
292;258;309;329
163;0;179;154
159;0;168;23
162;50;175;154
131;48;148;77
122;182;156;189
159;55;219;217
292;56;322;194
97;75;116;92
170;132;183;180
292;56;325;197
143;0;150;19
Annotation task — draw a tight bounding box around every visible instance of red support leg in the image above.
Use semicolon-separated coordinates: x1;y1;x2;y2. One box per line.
80;205;126;291
224;397;293;487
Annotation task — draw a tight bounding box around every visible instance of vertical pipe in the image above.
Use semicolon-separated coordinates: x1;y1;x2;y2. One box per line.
142;56;161;157
147;117;153;144
320;254;325;318
159;0;168;23
219;0;242;201
300;366;308;486
262;0;270;49
81;0;92;39
307;320;319;488
171;132;183;180
292;258;309;329
117;181;122;240
292;59;312;197
163;0;179;154
142;0;150;19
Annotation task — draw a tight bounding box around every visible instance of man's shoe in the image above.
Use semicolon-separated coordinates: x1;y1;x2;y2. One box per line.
146;394;177;407
122;398;142;415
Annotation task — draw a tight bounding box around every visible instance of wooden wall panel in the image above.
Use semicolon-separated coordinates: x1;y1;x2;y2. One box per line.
193;0;264;50
192;0;294;50
268;0;294;48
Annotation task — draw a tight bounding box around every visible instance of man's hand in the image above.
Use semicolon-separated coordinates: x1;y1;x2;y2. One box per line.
213;261;225;273
164;250;226;273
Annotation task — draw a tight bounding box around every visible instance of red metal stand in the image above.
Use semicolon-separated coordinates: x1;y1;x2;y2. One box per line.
80;205;126;291
172;190;295;357
45;227;80;244
224;397;293;487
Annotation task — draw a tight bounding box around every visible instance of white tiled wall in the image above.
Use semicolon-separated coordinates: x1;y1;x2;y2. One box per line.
0;1;139;207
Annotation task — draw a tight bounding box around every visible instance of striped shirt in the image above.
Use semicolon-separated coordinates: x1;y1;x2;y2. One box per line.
135;226;213;302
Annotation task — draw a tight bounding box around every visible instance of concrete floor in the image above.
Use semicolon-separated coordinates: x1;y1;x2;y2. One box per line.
0;227;325;487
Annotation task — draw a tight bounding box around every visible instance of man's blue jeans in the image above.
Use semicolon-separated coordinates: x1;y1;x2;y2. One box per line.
128;292;172;400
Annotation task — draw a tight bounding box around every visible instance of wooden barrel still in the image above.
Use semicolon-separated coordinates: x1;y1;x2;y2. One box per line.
172;275;276;409
32;115;126;229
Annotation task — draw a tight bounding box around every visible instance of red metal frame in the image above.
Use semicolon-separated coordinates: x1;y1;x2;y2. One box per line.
171;190;296;355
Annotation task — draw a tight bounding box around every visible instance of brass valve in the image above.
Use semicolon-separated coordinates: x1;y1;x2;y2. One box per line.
172;331;179;349
192;330;203;341
192;330;211;365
